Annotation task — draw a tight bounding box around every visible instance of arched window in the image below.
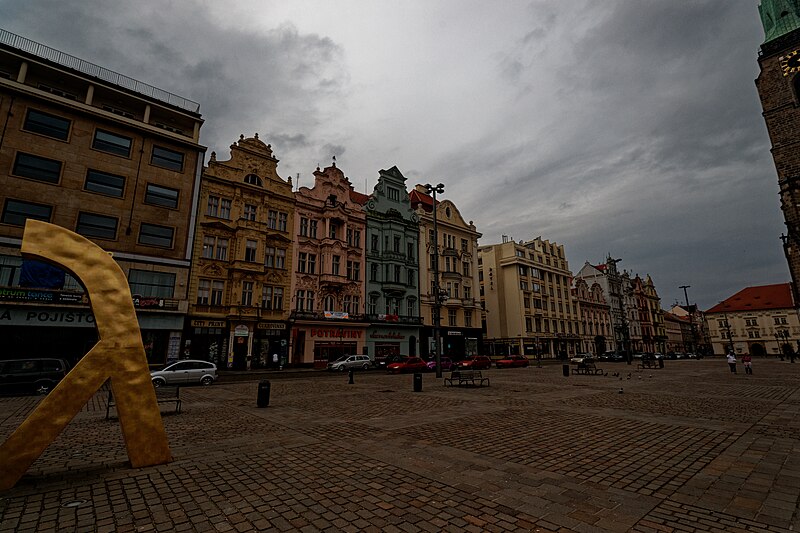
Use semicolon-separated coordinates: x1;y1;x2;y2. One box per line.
244;174;262;186
324;295;335;311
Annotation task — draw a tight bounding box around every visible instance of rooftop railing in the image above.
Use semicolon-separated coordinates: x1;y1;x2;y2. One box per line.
0;28;200;113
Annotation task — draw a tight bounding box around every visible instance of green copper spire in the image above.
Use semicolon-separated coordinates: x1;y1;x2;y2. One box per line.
760;0;800;43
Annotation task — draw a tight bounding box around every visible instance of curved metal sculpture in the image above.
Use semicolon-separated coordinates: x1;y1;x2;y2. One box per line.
0;220;171;490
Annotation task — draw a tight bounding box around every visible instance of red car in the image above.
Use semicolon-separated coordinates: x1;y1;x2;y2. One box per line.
458;356;492;370
495;355;530;369
387;357;429;374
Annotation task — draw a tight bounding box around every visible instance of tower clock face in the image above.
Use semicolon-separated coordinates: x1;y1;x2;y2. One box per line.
779;49;800;76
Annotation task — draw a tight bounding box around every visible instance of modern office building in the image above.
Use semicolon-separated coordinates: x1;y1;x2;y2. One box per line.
0;29;204;366
185;134;294;370
479;236;580;359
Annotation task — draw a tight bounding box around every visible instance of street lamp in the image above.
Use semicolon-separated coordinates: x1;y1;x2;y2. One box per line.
425;183;445;378
721;308;735;355
774;329;793;362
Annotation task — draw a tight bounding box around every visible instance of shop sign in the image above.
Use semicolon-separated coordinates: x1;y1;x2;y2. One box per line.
0;308;95;326
133;295;164;309
257;322;286;330
191;320;226;328
447;331;462;335
0;287;88;305
323;311;349;319
310;328;362;338
234;325;250;337
370;332;404;339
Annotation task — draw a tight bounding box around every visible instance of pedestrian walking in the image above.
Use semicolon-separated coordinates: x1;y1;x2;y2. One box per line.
742;354;753;375
727;351;737;374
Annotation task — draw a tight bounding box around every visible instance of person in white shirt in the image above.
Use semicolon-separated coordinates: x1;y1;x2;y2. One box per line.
726;352;737;374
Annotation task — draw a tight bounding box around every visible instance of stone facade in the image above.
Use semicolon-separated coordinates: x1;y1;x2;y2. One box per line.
363;167;421;361
185;135;294;370
289;162;368;368
0;30;204;366
572;277;612;356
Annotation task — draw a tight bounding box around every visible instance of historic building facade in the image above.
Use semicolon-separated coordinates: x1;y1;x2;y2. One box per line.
633;274;666;353
0;30;204;367
756;2;800;305
289;162;369;368
575;259;628;355
706;283;798;357
363;167;421;360
572;277;612;356
479;237;580;360
410;185;482;360
185;135;294;370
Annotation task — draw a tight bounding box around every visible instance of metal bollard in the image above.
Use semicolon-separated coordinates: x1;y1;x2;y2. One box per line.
659;358;664;369
257;380;271;408
348;369;354;384
413;373;422;392
562;364;569;377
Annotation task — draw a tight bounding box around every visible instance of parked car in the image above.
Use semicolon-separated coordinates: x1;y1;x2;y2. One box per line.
387;357;429;374
495;355;530;368
458;356;492;370
377;354;404;370
570;353;593;365
653;353;665;360
427;357;454;371
0;358;69;395
327;354;372;371
686;353;698;359
151;360;217;387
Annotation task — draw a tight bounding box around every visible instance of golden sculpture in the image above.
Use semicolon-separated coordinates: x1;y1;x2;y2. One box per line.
0;220;171;490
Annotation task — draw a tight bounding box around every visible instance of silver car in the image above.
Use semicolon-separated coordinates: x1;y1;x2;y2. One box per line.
327;355;372;371
151;360;217;387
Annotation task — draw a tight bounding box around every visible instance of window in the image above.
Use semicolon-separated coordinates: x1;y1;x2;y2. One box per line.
368;294;378;314
296;290;315;311
462;261;471;277
520;281;528;291
207;196;220;217
448;309;457;327
347;260;360;281
84;169;125;197
211;281;223;305
244;174;262;186
197;280;210;305
332;255;341;275
151;146;184;171
407;269;415;287
407;298;416;317
308;253;316;274
387;186;400;201
13;152;61;183
430;254;437;269
263;286;284;310
275;248;286;269
329;222;338;239
145;184;179;208
371;234;379;251
324;295;335;311
2;199;52;226
407;242;414;259
461;238;468;251
309;220;318;238
241;281;253;306
394;236;401;252
394;265;401;283
465;311;473;328
128;269;175;298
464;286;471;300
202;236;215;259
298;252;308;273
370;263;379;282
353;230;361;247
278;212;288;232
245;240;257;262
93;129;132;157
300;217;309;236
745;318;758;327
220;199;231;219
268;210;278;229
265;247;275;268
76;212;117;240
138;223;174;248
216;238;228;260
23;109;70;140
0;255;22;286
244;204;257;221
262;286;273;310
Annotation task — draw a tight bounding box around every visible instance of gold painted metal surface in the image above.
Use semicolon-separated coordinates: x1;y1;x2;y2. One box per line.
0;220;171;491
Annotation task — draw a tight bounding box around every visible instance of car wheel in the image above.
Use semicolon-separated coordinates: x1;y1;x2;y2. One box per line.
34;381;53;395
338;365;347;372
362;363;370;370
152;378;165;388
201;376;213;386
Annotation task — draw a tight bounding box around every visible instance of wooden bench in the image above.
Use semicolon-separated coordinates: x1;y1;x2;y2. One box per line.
637;359;660;370
444;370;490;387
106;386;182;419
571;362;603;375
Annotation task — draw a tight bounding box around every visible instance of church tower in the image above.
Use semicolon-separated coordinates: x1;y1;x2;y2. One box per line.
755;1;800;304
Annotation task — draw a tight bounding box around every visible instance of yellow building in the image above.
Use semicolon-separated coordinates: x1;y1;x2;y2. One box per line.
479;237;580;359
409;186;483;359
0;29;204;366
186;135;294;370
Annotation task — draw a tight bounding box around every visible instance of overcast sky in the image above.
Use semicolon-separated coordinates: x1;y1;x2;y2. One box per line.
2;0;788;310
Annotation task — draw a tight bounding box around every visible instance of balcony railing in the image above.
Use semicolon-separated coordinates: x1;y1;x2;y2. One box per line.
0;29;201;113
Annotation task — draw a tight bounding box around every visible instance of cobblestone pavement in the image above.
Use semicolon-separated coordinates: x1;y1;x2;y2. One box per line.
2;358;800;532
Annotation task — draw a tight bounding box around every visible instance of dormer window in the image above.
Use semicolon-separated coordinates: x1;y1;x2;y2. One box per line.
244;174;262;186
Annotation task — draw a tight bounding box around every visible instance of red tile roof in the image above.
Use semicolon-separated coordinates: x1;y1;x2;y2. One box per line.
409;189;437;212
594;264;606;271
349;190;370;206
706;283;794;314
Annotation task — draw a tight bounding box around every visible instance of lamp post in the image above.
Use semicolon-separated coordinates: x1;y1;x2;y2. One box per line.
425;183;445;378
774;328;792;361
721;309;735;355
679;285;695;353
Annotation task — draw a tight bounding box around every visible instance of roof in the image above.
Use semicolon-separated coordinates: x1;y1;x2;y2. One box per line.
409;188;437;212
349;190;370;206
594;264;606;271
706;283;794;314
